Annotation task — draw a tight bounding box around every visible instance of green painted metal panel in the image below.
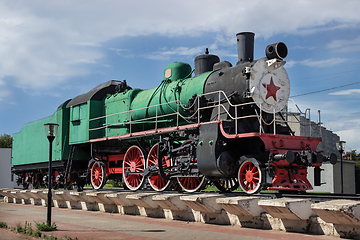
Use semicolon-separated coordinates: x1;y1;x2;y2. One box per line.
89;100;104;140
69;103;88;144
12;100;71;166
69;100;104;144
130;72;212;125
90;69;212;139
163;62;192;82
103;89;141;137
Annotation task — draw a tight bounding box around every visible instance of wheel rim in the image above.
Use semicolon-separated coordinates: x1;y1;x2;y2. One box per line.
23;173;29;189
213;178;239;192
123;146;145;191
29;173;39;189
177;176;205;192
147;143;171;191
91;162;106;190
238;160;262;194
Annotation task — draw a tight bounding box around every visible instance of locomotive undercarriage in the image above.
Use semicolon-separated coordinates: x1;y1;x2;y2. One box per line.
12;160;88;190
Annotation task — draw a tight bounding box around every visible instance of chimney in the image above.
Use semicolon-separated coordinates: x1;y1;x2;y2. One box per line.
236;32;255;63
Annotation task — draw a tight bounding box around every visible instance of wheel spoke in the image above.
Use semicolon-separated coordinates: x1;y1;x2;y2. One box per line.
123;146;145;191
91;162;106;190
238;159;262;194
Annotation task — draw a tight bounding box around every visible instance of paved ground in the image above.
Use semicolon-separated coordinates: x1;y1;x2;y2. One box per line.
0;202;339;240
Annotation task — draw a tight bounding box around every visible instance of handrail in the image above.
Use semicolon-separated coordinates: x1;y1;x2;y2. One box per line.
89;90;322;138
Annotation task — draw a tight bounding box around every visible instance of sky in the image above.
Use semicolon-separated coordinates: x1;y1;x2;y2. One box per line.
0;0;359;153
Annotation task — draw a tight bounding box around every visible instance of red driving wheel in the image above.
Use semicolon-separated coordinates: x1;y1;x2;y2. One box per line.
146;143;172;191
91;162;106;190
123;146;145;191
238;159;262;194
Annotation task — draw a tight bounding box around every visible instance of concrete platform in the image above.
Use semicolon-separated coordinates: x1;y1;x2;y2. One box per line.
0;202;335;240
1;188;359;238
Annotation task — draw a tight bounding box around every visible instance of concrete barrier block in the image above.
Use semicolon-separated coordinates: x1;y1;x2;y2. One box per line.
4;189;22;204
10;189;29;204
69;191;98;211
180;194;230;224
43;190;67;208
0;189;11;199
261;212;314;233
55;190;82;209
30;190;48;207
86;191;117;213
180;194;224;214
12;190;31;204
1;189;15;203
104;192;138;214
152;193;194;221
3;196;11;203
126;193;163;218
104;192;135;206
126;193;160;209
152;193;188;211
21;190;42;205
258;198;315;220
311;200;360;226
216;196;264;217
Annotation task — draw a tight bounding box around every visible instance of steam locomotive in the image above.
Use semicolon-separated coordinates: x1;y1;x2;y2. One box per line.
11;32;337;194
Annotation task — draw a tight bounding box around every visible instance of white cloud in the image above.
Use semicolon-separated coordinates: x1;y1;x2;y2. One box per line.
112;48;135;59
300;58;348;67
334;129;360;152
327;35;360;52
286;58;348;68
290;97;360;152
146;46;210;60
330;89;360;95
0;0;359;92
0;79;10;102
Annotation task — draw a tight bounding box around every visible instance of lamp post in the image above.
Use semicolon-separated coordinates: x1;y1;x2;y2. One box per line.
336;140;346;194
44;123;59;226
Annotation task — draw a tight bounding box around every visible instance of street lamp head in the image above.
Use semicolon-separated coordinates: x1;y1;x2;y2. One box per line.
44;123;59;139
336;140;346;152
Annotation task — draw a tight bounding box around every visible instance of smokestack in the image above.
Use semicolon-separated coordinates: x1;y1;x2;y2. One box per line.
236;32;255;63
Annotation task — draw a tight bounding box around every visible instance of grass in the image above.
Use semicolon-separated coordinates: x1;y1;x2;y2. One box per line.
0;220;80;240
0;222;7;228
34;221;57;231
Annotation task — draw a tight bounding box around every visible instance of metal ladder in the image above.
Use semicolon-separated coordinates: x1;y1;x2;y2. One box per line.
64;145;75;185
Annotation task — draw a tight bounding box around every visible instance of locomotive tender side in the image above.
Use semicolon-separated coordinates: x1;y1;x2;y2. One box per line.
11;31;336;193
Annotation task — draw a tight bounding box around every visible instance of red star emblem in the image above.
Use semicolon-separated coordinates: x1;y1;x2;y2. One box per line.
262;77;281;101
